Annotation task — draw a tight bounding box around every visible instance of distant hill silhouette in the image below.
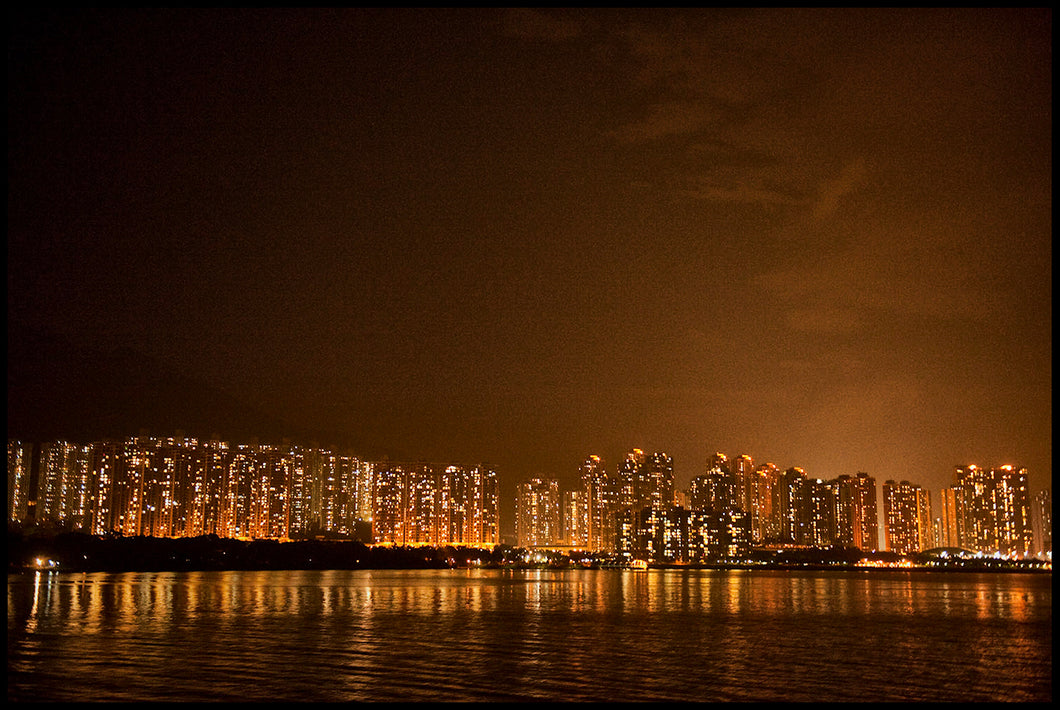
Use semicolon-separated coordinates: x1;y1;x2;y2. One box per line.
7;323;315;447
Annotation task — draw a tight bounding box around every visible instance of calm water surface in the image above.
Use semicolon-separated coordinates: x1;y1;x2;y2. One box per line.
7;568;1051;702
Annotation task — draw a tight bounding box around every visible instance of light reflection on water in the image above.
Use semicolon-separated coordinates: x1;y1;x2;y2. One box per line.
7;568;1051;702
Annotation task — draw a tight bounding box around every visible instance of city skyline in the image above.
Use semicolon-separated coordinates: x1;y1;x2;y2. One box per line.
8;431;1046;558
8;9;1052;516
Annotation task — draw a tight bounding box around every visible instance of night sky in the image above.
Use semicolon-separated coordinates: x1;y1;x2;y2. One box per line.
8;9;1052;514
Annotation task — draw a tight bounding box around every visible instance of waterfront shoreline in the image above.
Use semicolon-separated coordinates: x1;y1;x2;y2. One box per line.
8;531;1050;575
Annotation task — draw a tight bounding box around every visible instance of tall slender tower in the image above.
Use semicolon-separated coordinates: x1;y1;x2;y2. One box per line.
1031;489;1051;559
645;452;675;511
731;454;754;514
7;441;34;525
774;466;806;544
580;455;613;552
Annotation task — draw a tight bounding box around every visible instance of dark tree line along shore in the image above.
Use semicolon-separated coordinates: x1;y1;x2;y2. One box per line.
8;529;1050;574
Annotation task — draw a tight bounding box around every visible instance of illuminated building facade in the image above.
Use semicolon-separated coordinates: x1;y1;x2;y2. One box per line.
563;488;589;547
796;477;835;547
613;450;758;563
939;485;961;548
617;449;646;511
634;505;685;563
749;462;778;543
439;464;499;546
35;441;71;526
6;436;496;547
916;486;935;551
731;453;754;515
515;477;561;547
1031;489;1051;559
688;453;738;513
773;466;806;545
953;465;1034;557
370;462;497;546
372;462;409;544
7;440;34;525
644;452;675;511
579;455;612;551
833;472;879;551
611;450;681;559
405;463;439;545
619;505;752;563
883;480;930;554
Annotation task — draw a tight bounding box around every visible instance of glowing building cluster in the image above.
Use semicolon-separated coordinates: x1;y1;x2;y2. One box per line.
7;436;1048;560
523;451;1047;562
6;437;498;545
553;449;754;562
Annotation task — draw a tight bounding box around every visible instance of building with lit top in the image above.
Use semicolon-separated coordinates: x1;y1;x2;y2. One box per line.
952;465;1034;557
688;453;738;513
731;453;754;516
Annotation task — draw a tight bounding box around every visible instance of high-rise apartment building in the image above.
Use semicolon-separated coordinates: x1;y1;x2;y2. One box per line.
731;453;754;514
458;464;499;546
883;480;930;554
1031;489;1051;559
833;472;878;551
952;465;1033;556
916;486;934;551
939;485;961;548
405;463;439;545
7;440;34;525
580;455;614;552
797;477;835;547
748;462;778;543
515;477;561;548
768;466;804;545
644;452;675;511
563;488;589;547
990;466;1033;557
688;453;738;513
371;462;406;543
617;449;646;511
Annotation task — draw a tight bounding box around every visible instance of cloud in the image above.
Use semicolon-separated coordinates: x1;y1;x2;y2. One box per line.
811;158;867;223
682;179;801;207
606;100;718;144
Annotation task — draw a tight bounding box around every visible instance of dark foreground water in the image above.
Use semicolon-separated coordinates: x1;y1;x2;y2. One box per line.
7;567;1051;702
